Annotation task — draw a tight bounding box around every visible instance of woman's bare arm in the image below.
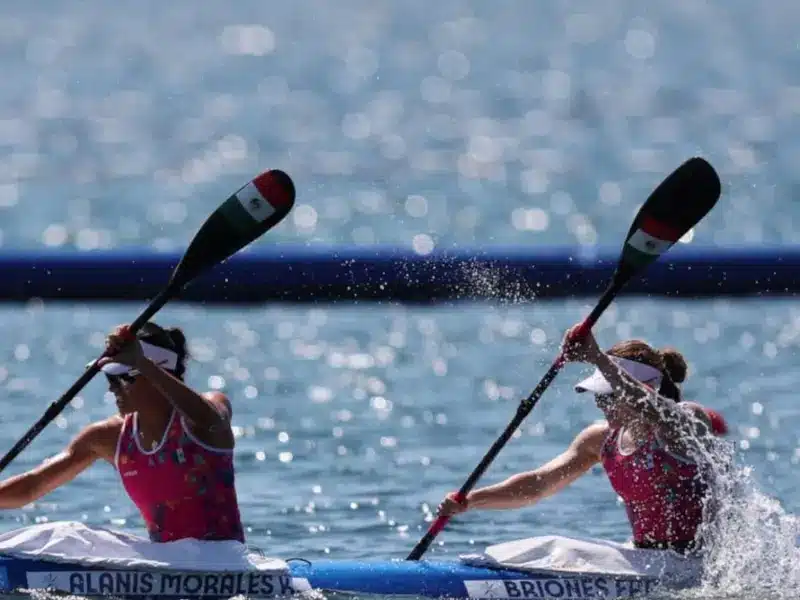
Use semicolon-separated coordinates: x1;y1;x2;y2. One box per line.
0;418;120;509
466;422;608;510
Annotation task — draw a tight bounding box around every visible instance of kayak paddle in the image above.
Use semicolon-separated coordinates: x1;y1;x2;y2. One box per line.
406;156;722;560
0;169;296;475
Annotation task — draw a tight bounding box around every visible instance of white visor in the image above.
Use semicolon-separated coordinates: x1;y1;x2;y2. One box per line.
87;341;179;376
574;356;662;395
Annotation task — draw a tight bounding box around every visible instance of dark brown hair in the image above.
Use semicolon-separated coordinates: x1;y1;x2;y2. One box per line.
606;339;687;401
138;322;188;380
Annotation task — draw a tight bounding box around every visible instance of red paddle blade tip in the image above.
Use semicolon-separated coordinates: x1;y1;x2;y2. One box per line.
251;169;296;212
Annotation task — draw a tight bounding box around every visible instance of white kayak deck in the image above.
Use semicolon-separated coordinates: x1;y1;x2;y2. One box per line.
462;535;702;586
0;521;702;585
0;521;288;573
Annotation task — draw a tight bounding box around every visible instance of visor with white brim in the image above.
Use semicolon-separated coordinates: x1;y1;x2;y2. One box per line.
574;356;663;394
86;341;179;376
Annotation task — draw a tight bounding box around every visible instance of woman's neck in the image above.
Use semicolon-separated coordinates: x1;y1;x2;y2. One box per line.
135;404;173;449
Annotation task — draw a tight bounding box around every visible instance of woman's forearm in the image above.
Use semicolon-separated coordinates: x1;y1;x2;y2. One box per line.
591;352;688;429
467;472;547;510
135;357;222;427
0;424;109;511
0;472;38;509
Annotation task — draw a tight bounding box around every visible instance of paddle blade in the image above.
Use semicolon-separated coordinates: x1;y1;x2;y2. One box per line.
170;169;296;288
619;157;721;274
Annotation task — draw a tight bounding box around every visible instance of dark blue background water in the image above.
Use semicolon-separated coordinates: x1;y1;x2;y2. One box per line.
0;1;796;597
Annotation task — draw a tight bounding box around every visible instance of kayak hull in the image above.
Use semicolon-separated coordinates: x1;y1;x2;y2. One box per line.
0;555;664;599
290;557;663;598
0;522;695;599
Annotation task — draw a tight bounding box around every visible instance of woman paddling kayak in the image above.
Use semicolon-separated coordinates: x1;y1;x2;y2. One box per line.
438;324;728;554
0;322;245;544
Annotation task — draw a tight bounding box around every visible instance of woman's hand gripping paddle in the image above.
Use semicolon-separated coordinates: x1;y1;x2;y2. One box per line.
0;170;296;475
406;157;722;560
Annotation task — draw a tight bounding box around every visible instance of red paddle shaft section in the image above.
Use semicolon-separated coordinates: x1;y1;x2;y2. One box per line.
552;318;592;368
252;170;295;210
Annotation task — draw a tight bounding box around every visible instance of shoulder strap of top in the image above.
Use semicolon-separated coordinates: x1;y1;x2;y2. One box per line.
600;426;619;456
114;413;135;469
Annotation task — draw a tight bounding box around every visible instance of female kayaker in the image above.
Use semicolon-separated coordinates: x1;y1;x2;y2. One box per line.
0;322;245;544
438;324;728;554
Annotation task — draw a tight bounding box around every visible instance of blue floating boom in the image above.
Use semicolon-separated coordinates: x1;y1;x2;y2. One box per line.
0;244;796;303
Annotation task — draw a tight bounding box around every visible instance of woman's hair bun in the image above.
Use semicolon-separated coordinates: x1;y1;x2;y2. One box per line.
659;347;687;384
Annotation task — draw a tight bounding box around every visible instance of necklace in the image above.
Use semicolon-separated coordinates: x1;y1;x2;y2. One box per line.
138;430;159;451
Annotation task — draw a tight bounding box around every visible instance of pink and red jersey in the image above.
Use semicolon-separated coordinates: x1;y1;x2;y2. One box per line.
601;427;707;548
115;411;245;543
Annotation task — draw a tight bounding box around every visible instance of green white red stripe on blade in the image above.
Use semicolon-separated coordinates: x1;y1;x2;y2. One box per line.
624;216;683;266
219;171;294;234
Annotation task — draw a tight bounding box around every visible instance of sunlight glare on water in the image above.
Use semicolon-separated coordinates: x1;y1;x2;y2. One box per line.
0;2;796;600
0;300;798;600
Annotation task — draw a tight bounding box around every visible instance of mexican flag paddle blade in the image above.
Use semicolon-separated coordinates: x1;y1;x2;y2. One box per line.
169;169;296;289
619;157;721;273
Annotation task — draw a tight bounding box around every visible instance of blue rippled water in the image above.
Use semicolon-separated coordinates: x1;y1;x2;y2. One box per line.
0;1;797;599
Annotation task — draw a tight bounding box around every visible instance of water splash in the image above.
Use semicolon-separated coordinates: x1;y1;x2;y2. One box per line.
688;435;799;599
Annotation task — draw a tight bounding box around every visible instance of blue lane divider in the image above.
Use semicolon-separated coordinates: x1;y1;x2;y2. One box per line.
0;244;796;303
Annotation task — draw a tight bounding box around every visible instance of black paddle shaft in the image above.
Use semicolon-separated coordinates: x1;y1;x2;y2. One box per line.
406;273;629;560
457;272;626;488
0;169;296;477
406;157;722;561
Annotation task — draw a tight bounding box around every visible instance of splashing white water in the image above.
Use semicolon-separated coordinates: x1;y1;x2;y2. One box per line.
687;436;799;600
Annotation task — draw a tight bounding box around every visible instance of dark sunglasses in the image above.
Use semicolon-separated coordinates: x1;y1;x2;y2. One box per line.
106;373;138;387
